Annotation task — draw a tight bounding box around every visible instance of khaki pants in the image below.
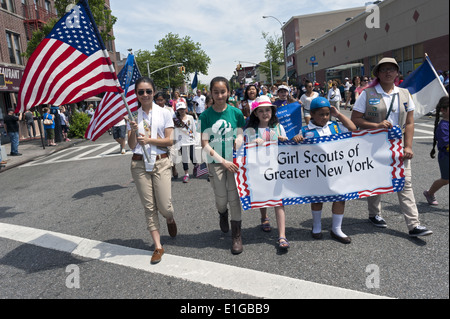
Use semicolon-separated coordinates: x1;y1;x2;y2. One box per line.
208;163;242;221
131;157;174;232
368;159;419;231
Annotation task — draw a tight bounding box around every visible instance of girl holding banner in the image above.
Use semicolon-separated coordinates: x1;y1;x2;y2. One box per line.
244;96;290;250
301;97;356;244
199;77;246;255
351;57;433;237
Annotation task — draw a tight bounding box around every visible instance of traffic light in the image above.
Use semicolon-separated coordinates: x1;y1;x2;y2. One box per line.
179;66;186;74
236;64;242;71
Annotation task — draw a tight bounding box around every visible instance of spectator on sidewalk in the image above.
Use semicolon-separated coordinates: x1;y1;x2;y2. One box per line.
24;109;37;139
43;107;57;146
0;138;6;166
4;109;22;156
59;106;71;142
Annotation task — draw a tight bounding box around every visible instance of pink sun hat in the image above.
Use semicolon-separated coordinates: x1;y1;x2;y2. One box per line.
250;95;275;114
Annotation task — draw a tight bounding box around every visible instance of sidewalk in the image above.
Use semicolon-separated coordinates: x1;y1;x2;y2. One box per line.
0;137;88;173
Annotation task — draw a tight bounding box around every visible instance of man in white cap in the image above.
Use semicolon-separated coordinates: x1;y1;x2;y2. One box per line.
351;57;433;238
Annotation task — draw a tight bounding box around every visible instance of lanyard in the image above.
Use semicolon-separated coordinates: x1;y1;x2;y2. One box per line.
385;93;398;120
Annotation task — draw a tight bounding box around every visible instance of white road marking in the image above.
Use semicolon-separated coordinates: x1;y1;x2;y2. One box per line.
0;222;389;299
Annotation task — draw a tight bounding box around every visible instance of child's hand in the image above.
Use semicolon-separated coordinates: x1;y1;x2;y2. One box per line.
255;138;265;146
292;134;304;143
278;136;288;142
222;160;239;173
330;106;340;118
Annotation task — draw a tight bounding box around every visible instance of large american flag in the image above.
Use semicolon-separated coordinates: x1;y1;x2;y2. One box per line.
16;0;123;113
85;53;141;141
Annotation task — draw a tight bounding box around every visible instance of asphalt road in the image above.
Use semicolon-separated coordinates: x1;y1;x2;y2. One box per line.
0;114;448;301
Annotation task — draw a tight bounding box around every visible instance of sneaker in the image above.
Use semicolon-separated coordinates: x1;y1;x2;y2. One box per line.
369;215;387;228
10;152;22;156
423;190;438;206
183;175;190;183
121;148;126;154
409;225;433;237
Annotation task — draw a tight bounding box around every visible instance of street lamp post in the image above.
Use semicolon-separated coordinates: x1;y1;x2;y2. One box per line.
263;15;289;84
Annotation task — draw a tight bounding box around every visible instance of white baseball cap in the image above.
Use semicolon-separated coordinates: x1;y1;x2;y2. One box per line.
176;101;187;110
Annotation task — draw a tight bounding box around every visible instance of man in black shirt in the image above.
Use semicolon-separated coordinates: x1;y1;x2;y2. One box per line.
4;109;22;156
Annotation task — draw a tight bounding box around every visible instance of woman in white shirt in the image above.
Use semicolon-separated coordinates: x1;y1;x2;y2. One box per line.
327;80;342;111
128;77;177;265
299;80;319;125
173;101;199;183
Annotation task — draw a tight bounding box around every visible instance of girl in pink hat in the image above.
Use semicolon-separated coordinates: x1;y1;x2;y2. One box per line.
244;96;290;251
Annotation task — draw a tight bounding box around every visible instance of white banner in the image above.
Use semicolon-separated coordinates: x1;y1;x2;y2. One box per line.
234;127;405;211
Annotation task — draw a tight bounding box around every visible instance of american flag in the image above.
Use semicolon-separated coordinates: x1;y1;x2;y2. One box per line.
85;53;141;141
16;0;123;113
196;162;208;177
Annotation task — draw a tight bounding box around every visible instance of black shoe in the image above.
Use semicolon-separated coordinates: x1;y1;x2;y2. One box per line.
218;210;229;233
10;152;22;156
369;216;387;228
330;230;352;244
409;226;433;237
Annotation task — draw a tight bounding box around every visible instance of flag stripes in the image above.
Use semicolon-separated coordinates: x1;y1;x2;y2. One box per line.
16;0;122;113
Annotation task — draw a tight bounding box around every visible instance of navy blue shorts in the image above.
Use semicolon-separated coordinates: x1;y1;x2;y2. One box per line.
439;153;449;180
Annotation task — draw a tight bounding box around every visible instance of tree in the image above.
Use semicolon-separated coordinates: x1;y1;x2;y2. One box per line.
260;32;284;82
23;0;117;58
135;33;211;93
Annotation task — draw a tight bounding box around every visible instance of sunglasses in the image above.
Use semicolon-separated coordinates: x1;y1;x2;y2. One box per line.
137;89;154;96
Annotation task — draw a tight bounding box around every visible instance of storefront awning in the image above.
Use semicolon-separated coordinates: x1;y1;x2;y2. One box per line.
326;63;364;72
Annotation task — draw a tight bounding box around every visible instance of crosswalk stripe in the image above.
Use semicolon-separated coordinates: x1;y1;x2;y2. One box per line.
0;222;389;299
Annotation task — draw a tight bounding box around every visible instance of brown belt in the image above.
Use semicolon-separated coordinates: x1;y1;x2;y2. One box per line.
132;153;168;161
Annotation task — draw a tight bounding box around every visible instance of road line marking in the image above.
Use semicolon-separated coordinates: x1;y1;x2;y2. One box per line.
414;128;434;135
416;123;435;128
0;222;389;299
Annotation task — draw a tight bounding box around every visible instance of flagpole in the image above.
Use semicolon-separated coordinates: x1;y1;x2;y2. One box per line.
115;63;152;164
425;53;449;96
80;0;151;162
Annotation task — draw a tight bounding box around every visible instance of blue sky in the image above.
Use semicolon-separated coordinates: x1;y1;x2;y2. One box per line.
110;0;367;86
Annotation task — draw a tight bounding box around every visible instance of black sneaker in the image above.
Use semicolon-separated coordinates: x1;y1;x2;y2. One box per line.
369;215;387;228
409;226;433;237
10;152;22;156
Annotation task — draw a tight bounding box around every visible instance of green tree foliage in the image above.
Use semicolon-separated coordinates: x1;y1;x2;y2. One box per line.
260;32;284;81
135;33;211;93
23;0;117;58
68;111;90;139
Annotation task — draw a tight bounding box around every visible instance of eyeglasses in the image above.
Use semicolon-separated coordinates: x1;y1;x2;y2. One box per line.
137;89;153;96
379;67;398;73
362;79;368;82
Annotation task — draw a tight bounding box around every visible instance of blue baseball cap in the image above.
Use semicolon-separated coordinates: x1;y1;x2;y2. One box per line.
310;97;330;111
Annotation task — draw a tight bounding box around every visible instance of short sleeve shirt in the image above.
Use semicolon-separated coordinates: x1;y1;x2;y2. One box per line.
199;105;245;163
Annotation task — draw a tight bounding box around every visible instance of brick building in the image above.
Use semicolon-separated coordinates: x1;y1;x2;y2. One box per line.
0;0;118;143
282;0;449;85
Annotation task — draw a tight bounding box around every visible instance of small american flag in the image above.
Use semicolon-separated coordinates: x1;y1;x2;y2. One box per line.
85;53;141;141
16;0;122;113
196;162;208;177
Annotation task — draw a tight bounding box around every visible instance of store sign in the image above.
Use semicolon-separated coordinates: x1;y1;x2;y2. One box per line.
0;63;24;92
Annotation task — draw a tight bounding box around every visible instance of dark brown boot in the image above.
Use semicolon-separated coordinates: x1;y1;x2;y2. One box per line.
230;220;243;255
218;210;229;233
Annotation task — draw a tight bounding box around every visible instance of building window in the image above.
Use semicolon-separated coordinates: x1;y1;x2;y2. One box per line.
6;32;23;65
45;0;50;12
1;0;16;12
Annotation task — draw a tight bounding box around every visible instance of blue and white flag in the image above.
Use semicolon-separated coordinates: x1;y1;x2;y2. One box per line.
191;71;198;91
400;56;448;119
276;102;302;140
